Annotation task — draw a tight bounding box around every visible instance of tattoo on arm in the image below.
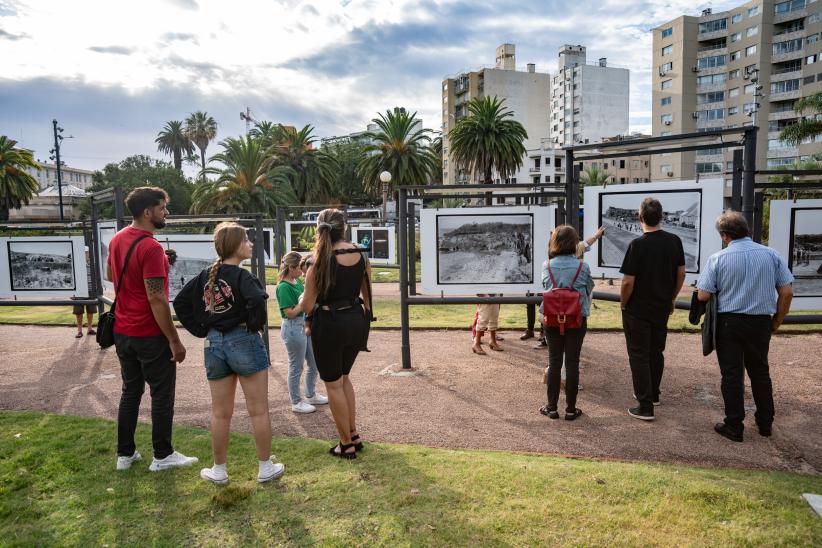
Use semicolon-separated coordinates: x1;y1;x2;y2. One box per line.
144;277;165;297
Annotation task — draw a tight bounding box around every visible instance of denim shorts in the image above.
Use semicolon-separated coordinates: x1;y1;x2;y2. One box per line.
203;326;269;381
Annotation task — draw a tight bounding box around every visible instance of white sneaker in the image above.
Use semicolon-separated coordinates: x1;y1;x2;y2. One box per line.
149;450;199;472
292;401;316;414
116;450;142;471
304;393;328;405
258;460;285;483
200;466;229;485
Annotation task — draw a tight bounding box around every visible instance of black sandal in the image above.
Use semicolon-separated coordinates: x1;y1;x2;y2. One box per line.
565;408;583;421
329;442;357;459
539;405;559;420
350;433;364;451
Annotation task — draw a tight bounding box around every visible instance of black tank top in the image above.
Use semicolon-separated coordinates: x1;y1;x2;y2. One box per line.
319;249;365;305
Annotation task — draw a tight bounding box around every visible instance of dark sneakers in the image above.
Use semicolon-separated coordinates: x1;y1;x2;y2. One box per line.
628;407;655;421
757;423;773;437
714;422;743;442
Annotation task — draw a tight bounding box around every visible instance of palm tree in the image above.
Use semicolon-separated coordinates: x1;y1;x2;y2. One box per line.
0;136;41;221
249;121;286;150
263;125;337;204
155;120;194;171
779;93;822;146
580;165;613;186
191;135;296;216
431;135;443;184
357;108;438;197
184;111;218;181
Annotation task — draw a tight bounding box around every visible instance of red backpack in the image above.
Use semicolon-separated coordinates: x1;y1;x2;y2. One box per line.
542;261;584;335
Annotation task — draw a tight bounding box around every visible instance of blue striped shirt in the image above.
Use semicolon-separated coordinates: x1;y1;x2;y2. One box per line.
696;238;793;315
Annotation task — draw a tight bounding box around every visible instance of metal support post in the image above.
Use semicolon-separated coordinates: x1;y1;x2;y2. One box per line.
253;214;270;360
753;192;765;243
398;187;412;369
572;164;582;232
89;199;105;314
731;149;743;211
114;187;126;231
742;128;757;227
564;148;575;226
407;201;416;295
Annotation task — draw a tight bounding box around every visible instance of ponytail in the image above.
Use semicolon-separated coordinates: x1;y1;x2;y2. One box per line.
278;251;302;281
311;208;346;298
205;259;222;312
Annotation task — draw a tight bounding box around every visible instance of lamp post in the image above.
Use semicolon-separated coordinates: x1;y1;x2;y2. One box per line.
49;120;73;221
379;170;392;221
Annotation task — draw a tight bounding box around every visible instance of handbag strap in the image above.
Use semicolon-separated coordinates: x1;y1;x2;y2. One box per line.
112;234;151;311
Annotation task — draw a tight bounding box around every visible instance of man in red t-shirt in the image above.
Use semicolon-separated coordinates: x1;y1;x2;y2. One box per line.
108;186;197;472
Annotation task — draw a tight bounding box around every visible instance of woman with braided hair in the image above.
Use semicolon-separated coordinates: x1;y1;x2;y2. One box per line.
176;221;284;484
300;209;373;459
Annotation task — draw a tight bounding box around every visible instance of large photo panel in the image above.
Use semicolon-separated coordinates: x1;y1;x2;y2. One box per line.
769;199;822;310
285;221;317;256
351;226;396;265
420;205;555;294
153;234;217;300
583;179;724;283
0;236;90;298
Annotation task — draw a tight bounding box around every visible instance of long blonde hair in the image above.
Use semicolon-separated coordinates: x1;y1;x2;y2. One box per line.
311;208;346;298
206;222;247;312
278;251;302;281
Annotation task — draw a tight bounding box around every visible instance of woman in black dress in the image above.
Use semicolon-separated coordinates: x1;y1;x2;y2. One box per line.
300;209;372;459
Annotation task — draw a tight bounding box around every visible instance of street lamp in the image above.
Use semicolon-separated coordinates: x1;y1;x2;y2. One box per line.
379;170;392;221
49;120;74;221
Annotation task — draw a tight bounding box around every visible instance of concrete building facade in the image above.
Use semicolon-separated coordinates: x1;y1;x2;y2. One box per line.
23;161;95;191
550;45;631;148
652;0;822;185
441;44;551;185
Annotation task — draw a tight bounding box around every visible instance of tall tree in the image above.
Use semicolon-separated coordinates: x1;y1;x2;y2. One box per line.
184;111;218;181
155;120;194;171
357;108;438;196
431;135;444;185
448;96;527;204
191;135;296;216
323;140;374;205
249;121;286;150
0;136;41;221
264;125;337;204
779;93;822;146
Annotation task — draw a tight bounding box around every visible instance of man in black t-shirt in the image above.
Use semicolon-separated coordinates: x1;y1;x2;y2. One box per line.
619;197;686;421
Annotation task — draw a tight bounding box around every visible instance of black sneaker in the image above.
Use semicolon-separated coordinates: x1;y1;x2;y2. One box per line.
628;406;655;421
539;405;559;419
714;422;743;442
757;423;772;437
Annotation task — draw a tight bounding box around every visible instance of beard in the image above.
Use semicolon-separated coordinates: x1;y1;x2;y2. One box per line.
151;218;166;229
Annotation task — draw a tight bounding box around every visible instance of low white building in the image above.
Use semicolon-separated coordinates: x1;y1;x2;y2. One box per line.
9;184;88;221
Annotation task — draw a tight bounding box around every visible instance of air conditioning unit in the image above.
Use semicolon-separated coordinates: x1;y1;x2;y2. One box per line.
659;70;667;76
664;120;672;125
667;171;675;177
692;112;700;119
692;66;700;72
743;73;750;79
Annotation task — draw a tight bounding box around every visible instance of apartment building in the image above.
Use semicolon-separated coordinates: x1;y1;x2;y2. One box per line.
652;0;822;185
441;44;551;185
23;161;95;191
550;45;630;148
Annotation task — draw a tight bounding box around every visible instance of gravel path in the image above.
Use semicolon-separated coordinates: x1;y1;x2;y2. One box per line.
1;325;819;473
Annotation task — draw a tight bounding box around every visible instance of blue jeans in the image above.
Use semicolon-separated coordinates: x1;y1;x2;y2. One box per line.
204;327;269;381
280;316;319;404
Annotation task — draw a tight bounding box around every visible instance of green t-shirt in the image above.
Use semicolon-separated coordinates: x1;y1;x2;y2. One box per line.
276;278;304;319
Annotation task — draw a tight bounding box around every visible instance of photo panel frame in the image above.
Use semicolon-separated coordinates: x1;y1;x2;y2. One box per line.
420;205;555;294
0;236;89;298
351;226;396;265
583;179;725;284
153;234;217;300
285;221;317;256
768;199;822;310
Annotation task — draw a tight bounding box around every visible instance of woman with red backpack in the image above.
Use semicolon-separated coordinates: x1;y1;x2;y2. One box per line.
539;225;594;421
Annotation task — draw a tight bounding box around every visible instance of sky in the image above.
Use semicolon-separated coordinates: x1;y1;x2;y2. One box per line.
0;0;742;174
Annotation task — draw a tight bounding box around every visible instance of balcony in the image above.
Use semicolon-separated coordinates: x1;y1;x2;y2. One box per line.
769;109;799;120
697;47;728;58
529;167;541;173
771;49;805;63
771;29;805;44
767;146;799;158
696;118;726;129
698;29;728;41
774;8;807;25
769;89;802;102
770;69;802;82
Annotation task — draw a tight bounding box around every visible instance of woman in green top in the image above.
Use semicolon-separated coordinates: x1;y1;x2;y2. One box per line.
276;252;327;413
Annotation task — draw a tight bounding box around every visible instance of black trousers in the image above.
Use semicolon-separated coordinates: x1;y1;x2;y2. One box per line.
114;333;176;459
622;310;668;412
545;319;587;412
715;313;774;433
526;303;536;332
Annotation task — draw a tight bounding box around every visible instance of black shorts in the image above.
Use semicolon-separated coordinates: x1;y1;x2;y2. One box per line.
310;305;368;382
73;303;96;315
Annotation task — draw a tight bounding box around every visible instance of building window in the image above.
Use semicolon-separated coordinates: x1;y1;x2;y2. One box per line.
743;102;757;113
660;62;673;73
773;38;804;55
729;69;740;79
661;79;673;89
729;87;740;98
695;109;725;121
746;45;757;56
775;1;806;15
728;106;739;115
697;91;726;103
731;50;742;61
699;19;727;33
808;34;820;45
696;162;723;173
661;114;673;123
768;157;798;168
730;32;742;42
661;27;673;38
661;131;672;136
744;83;756;94
696;73;726;85
747;25;758;37
697;55;726;69
810;12;821;24
807;54;817;64
771;79;801;93
620;160;626;169
661;96;672;106
804;75;816;84
768;138;793;149
731;13;742;24
748;6;759;16
662;45;673;56
660;164;673;173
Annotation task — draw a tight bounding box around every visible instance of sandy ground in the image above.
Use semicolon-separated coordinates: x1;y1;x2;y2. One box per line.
1;324;820;473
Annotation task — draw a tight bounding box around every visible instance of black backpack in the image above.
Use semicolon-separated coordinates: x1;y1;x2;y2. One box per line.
173;270;210;338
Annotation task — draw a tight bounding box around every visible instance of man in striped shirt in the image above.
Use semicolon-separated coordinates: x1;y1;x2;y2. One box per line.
697;211;793;442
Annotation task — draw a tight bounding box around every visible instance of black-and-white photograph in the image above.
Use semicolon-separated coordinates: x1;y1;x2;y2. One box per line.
598;190;702;272
790;208;822;297
356;228;390;260
436;214;533;284
98;225;116;283
156;239;215;299
8;240;76;291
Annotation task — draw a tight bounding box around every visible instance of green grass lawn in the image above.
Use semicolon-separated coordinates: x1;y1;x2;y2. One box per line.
3;298;821;333
1;412;820;546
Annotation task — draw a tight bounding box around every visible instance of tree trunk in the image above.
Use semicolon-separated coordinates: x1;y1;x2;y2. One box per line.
200;148;207;182
484;165;493;206
173;149;182;172
0;205;9;222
